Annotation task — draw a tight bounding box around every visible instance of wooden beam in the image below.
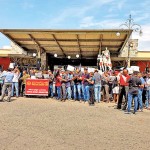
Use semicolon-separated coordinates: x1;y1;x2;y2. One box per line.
76;34;82;58
21;44;121;48
28;34;44;54
52;34;66;57
13;38;125;42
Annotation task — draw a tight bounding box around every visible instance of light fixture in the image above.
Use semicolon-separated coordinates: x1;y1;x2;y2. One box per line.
33;53;36;57
54;53;57;57
130;43;133;47
116;32;120;37
76;54;79;58
68;56;71;59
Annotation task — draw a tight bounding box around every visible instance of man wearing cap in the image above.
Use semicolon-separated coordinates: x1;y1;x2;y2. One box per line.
0;68;14;102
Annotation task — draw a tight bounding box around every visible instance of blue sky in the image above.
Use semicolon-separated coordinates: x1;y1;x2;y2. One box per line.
0;0;150;51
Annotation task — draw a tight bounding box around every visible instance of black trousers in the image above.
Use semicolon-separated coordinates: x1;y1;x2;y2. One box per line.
0;84;2;95
89;86;94;104
21;84;25;96
117;86;129;109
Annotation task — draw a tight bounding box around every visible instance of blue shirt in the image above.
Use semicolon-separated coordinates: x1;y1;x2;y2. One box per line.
3;71;14;83
139;77;145;91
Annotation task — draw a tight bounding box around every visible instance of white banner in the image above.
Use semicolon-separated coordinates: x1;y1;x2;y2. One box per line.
67;65;74;71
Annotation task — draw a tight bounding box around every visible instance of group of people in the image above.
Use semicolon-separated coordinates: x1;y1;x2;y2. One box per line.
0;66;150;114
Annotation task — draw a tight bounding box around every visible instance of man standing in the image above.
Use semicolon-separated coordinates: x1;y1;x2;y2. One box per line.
101;71;110;102
73;68;82;101
137;73;145;111
82;67;90;102
94;69;101;103
87;72;95;105
61;70;67;101
65;70;72;100
48;70;54;98
126;71;142;114
117;69;130;110
20;70;30;97
0;68;14;102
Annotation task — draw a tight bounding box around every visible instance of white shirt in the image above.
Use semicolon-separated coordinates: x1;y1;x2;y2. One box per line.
12;72;20;82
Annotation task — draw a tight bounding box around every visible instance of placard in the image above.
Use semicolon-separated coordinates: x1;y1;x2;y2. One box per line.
131;66;140;72
67;65;74;71
43;74;49;79
88;67;95;73
35;72;43;78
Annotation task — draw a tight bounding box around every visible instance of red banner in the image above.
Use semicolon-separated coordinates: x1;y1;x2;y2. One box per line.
25;79;49;96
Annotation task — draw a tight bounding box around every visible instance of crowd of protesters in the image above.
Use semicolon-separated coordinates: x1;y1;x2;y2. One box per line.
0;66;150;114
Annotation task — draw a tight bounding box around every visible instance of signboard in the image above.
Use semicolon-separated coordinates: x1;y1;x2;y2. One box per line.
25;79;49;96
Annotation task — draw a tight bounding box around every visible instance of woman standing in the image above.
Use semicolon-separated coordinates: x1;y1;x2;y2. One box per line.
11;67;20;98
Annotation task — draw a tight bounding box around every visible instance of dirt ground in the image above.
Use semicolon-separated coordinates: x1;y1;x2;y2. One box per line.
0;97;150;150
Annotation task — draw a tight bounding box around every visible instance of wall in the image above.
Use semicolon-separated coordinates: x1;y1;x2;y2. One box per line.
0;57;10;70
137;61;150;72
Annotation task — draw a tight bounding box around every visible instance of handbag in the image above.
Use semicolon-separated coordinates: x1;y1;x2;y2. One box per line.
129;87;139;95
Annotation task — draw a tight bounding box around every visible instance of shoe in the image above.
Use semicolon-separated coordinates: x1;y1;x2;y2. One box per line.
114;106;121;109
133;111;136;114
122;107;126;110
124;111;131;114
7;99;11;102
138;109;143;112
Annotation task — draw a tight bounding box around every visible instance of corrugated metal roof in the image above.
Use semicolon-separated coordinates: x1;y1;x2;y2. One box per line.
0;29;132;58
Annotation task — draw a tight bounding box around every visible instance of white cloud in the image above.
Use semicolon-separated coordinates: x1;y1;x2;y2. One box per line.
80;17;122;28
132;24;150;51
135;13;150;22
117;0;126;10
108;0;126;12
2;46;11;49
47;0;115;27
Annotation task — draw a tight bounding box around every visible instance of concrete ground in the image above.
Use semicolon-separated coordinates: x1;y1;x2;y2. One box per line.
0;97;150;150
